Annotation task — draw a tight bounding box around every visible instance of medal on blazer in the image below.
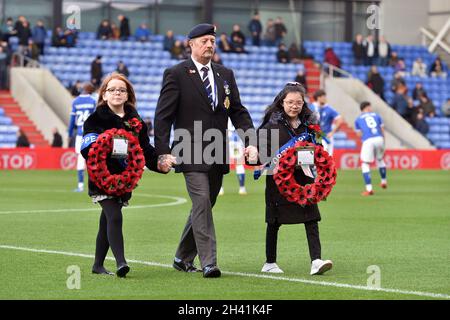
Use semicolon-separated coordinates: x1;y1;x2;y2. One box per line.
224;81;230;95
224;96;230;109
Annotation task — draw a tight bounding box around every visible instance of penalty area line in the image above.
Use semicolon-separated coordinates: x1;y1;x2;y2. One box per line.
0;244;448;300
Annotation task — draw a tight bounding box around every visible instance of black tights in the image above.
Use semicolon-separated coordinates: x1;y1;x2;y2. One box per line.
266;221;321;263
93;198;127;269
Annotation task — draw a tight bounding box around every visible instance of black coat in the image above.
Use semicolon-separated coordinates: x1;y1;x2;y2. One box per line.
154;58;255;174
258;111;321;224
81;104;160;202
52;132;63;147
119;17;130;38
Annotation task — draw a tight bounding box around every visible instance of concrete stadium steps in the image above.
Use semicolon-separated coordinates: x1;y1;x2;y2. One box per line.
0;91;49;147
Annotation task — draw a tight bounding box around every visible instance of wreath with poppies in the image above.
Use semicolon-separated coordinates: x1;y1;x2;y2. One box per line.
86;118;145;196
273;125;337;206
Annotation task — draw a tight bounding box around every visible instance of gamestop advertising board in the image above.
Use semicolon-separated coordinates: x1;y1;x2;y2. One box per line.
1;148;449;170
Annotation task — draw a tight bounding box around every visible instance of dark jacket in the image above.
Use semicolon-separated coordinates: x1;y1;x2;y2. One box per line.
51;132;63;147
81;104;160;202
258;111;321;224
119;17;130;38
367;73;385;98
154;58;255;174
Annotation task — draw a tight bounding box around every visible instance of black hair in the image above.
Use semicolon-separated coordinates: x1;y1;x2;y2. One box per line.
313;89;326;100
260;83;312;128
360;101;371;111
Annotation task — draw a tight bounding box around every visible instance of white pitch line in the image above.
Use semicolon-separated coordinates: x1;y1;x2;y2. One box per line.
0;244;448;300
0;193;187;215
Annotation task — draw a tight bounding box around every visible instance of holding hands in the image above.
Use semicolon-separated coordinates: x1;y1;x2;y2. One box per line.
157;154;177;173
244;145;259;164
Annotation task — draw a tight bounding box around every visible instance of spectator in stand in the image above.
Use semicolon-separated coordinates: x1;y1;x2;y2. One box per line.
64;28;78;47
118;15;130;40
418;93;436;117
367;65;385;100
16;129;30;147
429;57;447;78
231;24;247;53
70;80;83;96
363;34;377;66
163;30;175;51
51;127;63;147
182;39;191;57
31;20;46;56
404;97;417;126
389;51;399;67
442;98;450;117
91;55;103;88
218;33;234;53
116;60;129;78
212;52;223;65
390;71;406;93
263;19;276;46
377;36;391;66
324;47;341;76
395;58;407;77
391;84;409;119
412;82;427;101
97;20;113;40
274;17;287;46
0;46;8;89
414;110;429;136
110;23;120;40
15;17;32;55
288;43;303;64
276;43;290;64
411;58;427;77
1;17;16;44
352;34;365;66
294;69;308;92
51;27;65;47
135;23;151;42
171;40;186;60
248;12;263;46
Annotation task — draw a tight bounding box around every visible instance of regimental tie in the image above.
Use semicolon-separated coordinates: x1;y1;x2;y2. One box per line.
201;66;214;110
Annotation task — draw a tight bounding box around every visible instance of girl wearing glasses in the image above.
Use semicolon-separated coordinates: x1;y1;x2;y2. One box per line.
257;83;333;275
80;73;176;277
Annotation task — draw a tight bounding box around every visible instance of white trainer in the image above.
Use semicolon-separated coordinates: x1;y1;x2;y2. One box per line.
310;259;333;275
218;187;224;196
261;262;284;273
238;187;247;195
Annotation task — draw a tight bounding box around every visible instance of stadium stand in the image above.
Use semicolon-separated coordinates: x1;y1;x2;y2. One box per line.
303;40;450;149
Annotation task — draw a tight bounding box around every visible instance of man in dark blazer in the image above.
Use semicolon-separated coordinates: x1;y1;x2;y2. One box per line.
154;23;258;278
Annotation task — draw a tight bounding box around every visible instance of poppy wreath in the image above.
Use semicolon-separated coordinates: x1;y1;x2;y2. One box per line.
86;127;145;196
273;140;337;206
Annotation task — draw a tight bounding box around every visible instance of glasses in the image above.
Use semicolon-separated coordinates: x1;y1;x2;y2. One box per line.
284;100;304;107
106;87;128;94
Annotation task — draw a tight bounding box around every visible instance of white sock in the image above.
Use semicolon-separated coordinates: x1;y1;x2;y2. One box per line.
366;184;373;192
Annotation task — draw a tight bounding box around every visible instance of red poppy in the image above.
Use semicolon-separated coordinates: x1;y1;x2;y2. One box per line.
273;141;337;206
87;128;145;196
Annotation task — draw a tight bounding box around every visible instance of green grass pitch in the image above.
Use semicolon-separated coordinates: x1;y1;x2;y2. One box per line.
0;169;449;300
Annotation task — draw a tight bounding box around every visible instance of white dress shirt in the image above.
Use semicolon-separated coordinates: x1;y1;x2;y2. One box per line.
191;56;217;107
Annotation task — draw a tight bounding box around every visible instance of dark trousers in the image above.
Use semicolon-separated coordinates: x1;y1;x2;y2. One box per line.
94;198;126;268
266;220;321;263
175;166;223;268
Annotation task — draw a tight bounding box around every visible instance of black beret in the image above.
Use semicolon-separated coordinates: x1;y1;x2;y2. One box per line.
188;23;216;39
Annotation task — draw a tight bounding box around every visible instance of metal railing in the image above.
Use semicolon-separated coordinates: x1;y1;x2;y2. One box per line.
320;62;353;88
10;53;41;68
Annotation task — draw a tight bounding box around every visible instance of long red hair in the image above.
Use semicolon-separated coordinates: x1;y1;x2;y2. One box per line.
97;72;137;109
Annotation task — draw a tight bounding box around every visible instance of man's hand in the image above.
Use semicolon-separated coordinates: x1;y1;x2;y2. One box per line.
244;145;259;164
157;154;177;173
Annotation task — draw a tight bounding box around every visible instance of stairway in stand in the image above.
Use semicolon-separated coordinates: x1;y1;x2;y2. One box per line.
0;90;49;147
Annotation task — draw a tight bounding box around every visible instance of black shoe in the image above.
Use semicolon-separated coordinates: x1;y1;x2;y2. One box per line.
92;266;114;276
116;264;130;278
173;259;200;273
203;265;221;278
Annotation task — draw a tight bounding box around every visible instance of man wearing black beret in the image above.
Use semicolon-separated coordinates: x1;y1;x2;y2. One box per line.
154;23;258;278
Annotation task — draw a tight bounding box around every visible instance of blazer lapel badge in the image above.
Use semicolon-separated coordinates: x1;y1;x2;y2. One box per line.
223;80;230;109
